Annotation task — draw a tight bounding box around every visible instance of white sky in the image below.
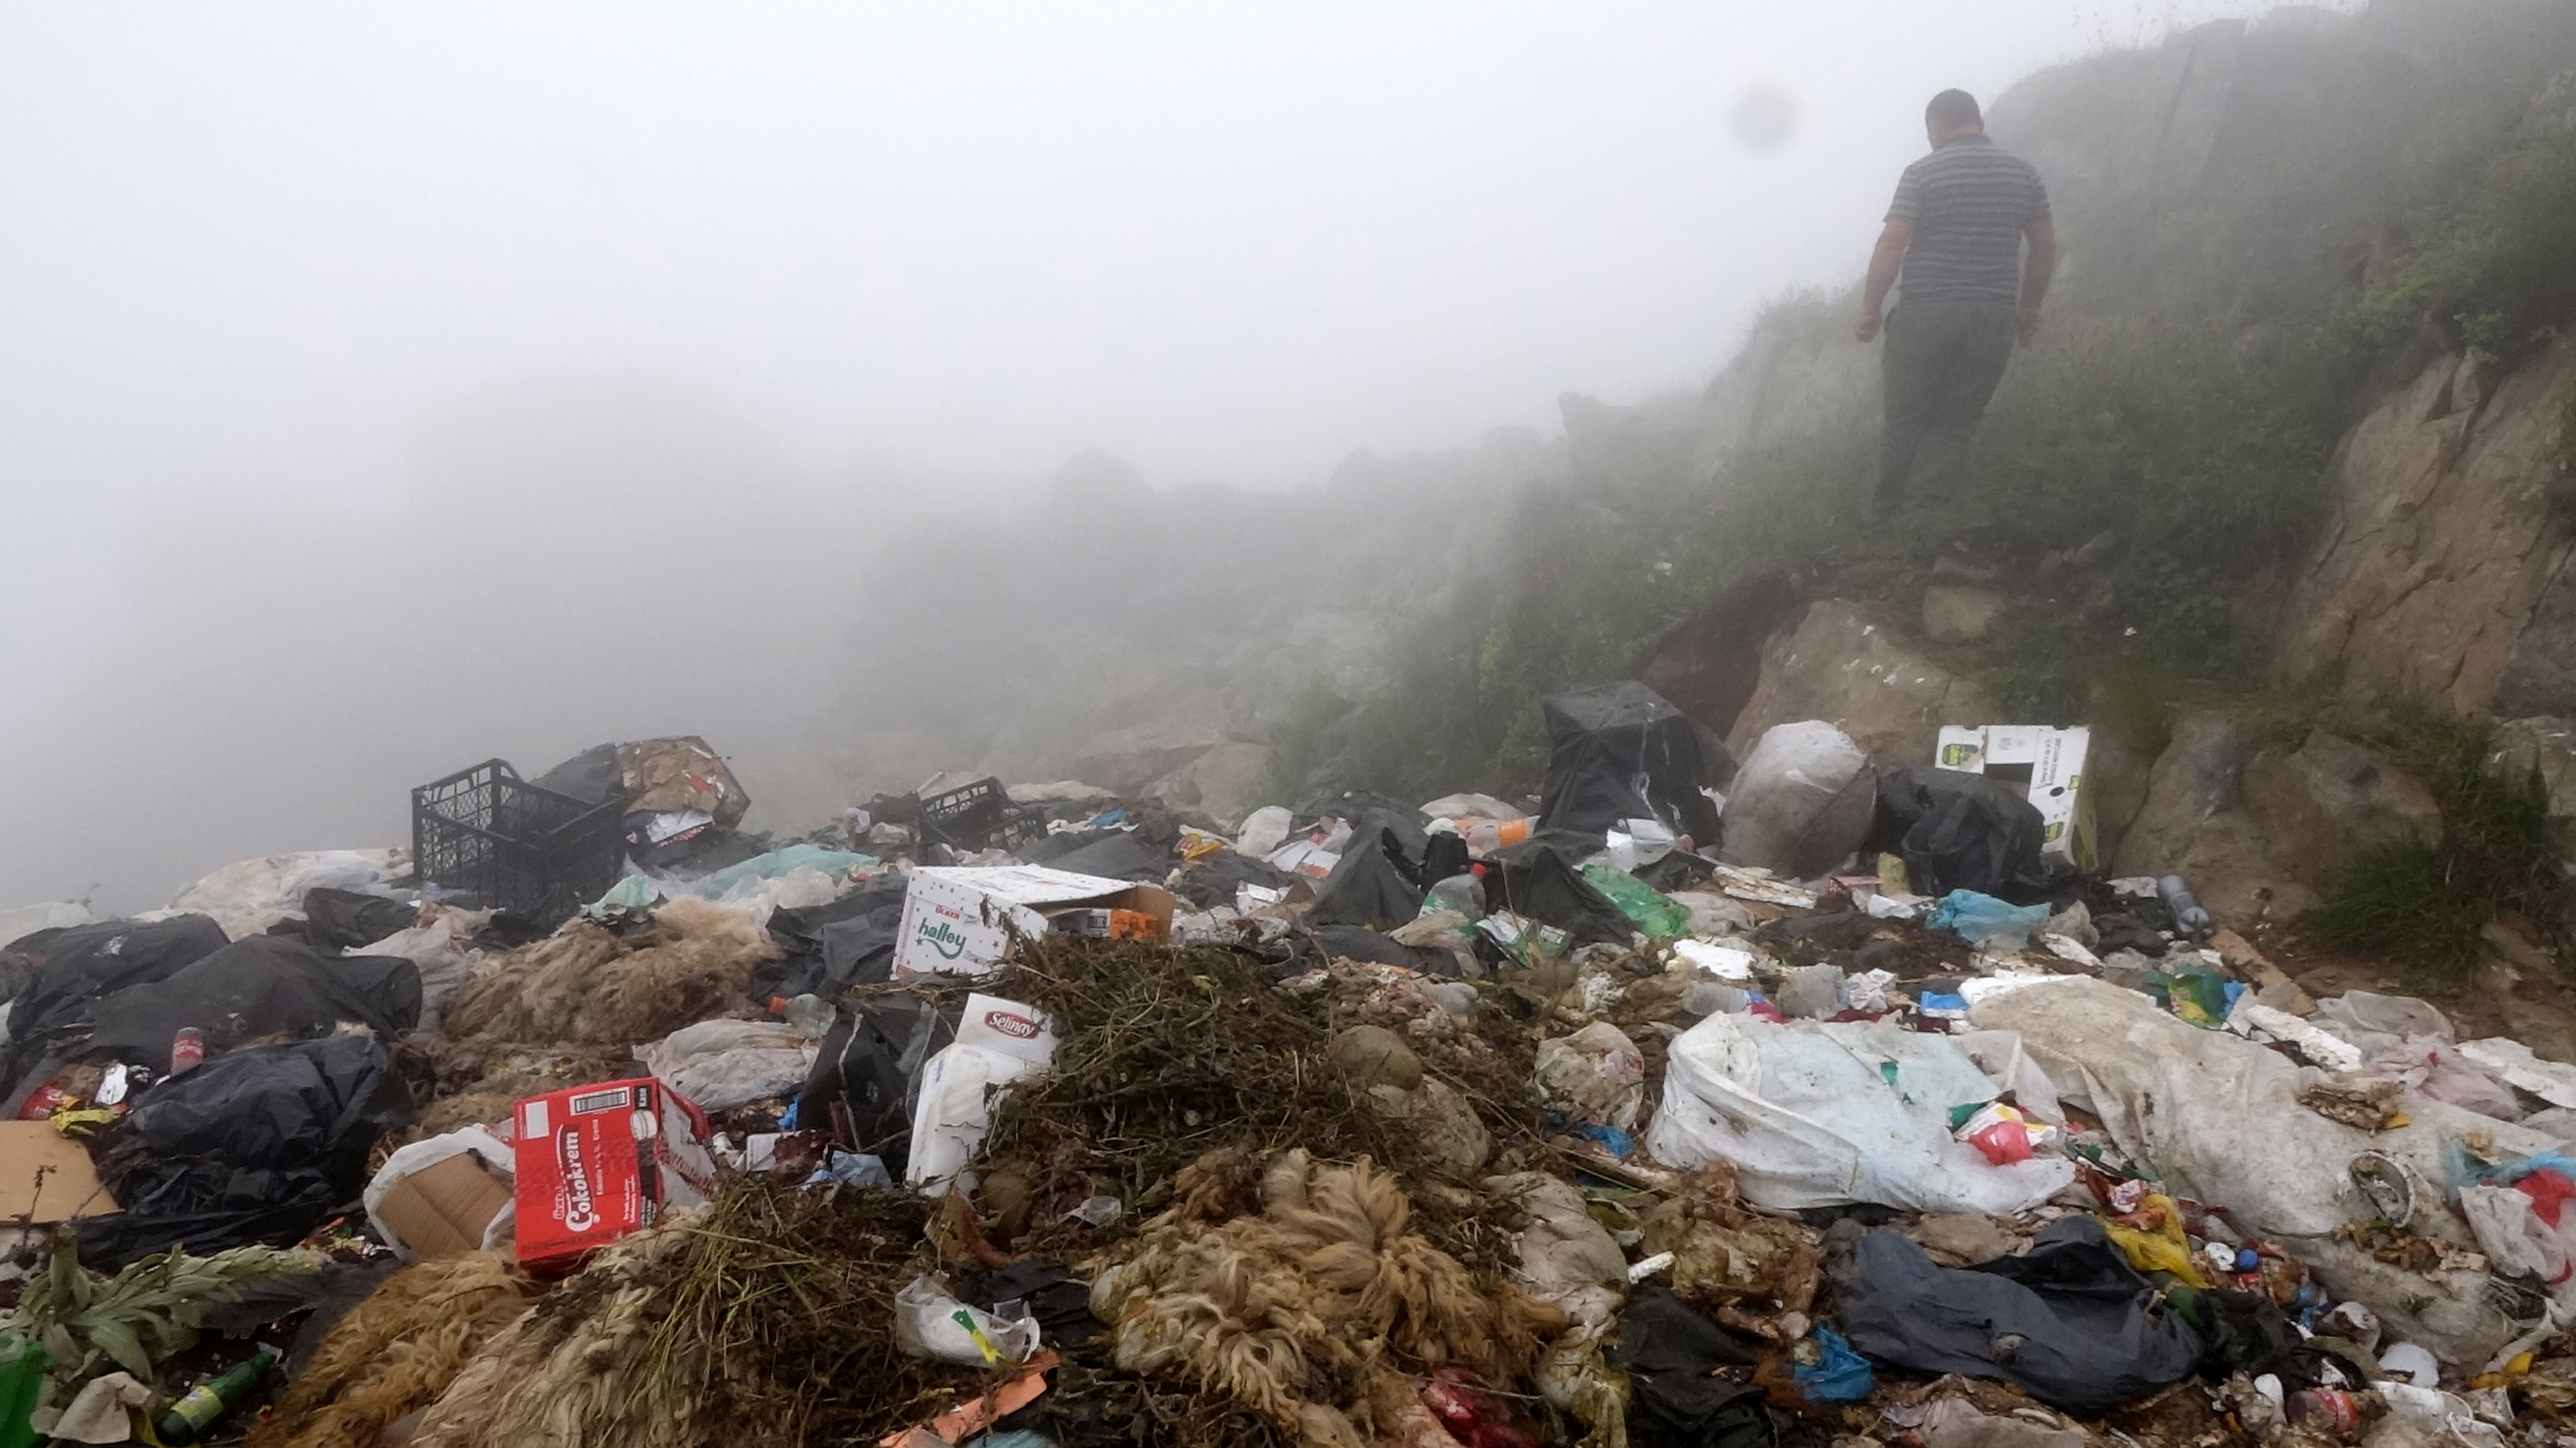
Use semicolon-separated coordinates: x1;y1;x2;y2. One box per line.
0;1;2314;909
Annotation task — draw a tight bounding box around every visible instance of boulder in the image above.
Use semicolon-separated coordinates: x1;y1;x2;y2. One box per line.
1066;721;1226;797
1921;584;2006;644
2109;713;2314;925
2273;340;2576;714
1143;740;1267;830
1726;601;2000;770
2239;731;2443;888
2490;715;2576;820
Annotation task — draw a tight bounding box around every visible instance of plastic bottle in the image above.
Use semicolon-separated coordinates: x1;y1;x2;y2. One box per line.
1425;873;1486;919
155;1343;281;1445
771;995;835;1037
1461;818;1533;854
2158;875;2215;941
2286;1387;2375;1435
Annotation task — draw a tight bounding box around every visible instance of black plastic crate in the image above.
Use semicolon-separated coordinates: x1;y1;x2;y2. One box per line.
917;776;1044;853
412;759;627;923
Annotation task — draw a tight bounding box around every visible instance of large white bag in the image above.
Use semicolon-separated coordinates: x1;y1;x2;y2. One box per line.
904;994;1060;1194
1645;1012;2072;1214
1717;722;1875;879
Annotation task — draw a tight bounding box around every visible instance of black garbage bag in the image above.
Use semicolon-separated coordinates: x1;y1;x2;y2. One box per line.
1871;767;2052;902
1486;839;1634;946
79;1035;410;1269
1037;830;1172;884
299;889;419;952
2172;1287;2377;1390
957;1262;1100;1348
1537;682;1728;849
794;995;957;1171
83;936;421;1066
1610;1285;1783;1448
2;916;232;1098
759;874;911;1001
1834;1217;2203;1416
1173;849;1295;910
76;1161;343;1269
126;1034;408;1169
532;741;625;804
8;916;231;1046
1274;924;1443;976
1308;828;1431;929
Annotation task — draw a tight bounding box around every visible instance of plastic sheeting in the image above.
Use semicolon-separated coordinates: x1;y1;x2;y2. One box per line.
1645;1013;2074;1214
1537;682;1727;849
82;934;421;1065
1967;976;2558;1365
1718;722;1875;879
163;849;409;940
1485;840;1634;946
1834;1217;2204;1415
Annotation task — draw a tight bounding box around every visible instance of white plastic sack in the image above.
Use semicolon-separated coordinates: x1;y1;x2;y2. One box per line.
1968;976;2561;1365
639;1019;820;1112
2459;1186;2576;1297
362;1126;515;1262
1717;722;1875;879
905;995;1058;1193
358;908;476;1031
1645;1013;2073;1214
1533;1022;1646;1131
709;864;848;926
1955;1030;2064;1125
1234;805;1295;859
2458;1037;2576;1110
166;847;410;939
894;1274;1041;1365
0;900;91;951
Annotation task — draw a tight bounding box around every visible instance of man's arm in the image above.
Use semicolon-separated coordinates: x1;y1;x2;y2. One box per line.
2017;217;2057;346
1855;219;1911;342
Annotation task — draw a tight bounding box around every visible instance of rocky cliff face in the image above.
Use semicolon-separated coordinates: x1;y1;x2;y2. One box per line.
2272;339;2576;714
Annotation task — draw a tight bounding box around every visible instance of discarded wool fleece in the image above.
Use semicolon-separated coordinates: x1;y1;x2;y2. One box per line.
248;1250;537;1448
438;897;777;1045
1970;976;2561;1365
1090;1148;1565;1448
410;1214;706;1448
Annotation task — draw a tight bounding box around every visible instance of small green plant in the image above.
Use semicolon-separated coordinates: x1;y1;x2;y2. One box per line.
2312;703;2567;968
1988;620;2080;726
2115;549;2233;654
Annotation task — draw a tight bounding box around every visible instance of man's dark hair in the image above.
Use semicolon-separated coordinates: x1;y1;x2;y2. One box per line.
1925;89;1982;131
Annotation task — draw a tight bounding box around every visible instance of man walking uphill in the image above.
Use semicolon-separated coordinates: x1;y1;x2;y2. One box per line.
1856;88;2055;519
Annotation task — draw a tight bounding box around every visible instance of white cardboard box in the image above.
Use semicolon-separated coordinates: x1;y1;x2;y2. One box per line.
892;865;1176;978
1934;725;2096;869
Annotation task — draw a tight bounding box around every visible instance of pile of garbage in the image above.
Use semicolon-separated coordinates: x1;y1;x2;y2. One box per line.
5;699;2576;1446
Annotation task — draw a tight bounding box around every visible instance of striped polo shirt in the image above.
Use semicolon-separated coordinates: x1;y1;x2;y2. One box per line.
1886;133;2050;306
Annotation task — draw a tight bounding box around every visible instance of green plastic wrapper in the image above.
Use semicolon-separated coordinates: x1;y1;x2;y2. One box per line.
1579;864;1690;940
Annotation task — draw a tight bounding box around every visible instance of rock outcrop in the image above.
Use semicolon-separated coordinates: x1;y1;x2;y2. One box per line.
2272;339;2576;713
2111;715;2443;926
1724;601;1998;770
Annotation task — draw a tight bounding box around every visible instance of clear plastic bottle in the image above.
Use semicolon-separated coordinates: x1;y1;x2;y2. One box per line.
1425;873;1486;919
1460;818;1533;854
772;994;835;1037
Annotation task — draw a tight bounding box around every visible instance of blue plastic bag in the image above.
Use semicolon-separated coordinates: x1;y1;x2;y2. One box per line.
1928;890;2051;949
1794;1324;1874;1402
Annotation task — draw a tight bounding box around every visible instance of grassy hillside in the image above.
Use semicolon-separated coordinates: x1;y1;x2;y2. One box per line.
1294;0;2576;807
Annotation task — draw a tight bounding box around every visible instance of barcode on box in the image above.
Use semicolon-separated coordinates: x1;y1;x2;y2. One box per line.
568;1088;629;1115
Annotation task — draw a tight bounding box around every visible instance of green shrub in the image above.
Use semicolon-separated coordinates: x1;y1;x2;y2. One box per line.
1257;678;1352;806
2312;704;2566;967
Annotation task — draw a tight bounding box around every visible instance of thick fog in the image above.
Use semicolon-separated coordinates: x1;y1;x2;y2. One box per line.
1;2;2298;911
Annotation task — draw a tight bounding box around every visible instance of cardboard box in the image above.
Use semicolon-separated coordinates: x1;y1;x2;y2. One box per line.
375;1151;513;1260
893;866;1176;979
0;1121;115;1223
511;1077;714;1273
1934;725;2096;869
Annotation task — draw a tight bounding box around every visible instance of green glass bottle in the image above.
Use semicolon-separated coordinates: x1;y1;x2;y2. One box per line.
153;1342;281;1445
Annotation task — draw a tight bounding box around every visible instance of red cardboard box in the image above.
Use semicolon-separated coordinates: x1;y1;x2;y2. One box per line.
511;1077;714;1273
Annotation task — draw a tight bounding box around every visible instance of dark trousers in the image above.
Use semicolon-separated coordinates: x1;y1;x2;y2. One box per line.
1875;301;2017;512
